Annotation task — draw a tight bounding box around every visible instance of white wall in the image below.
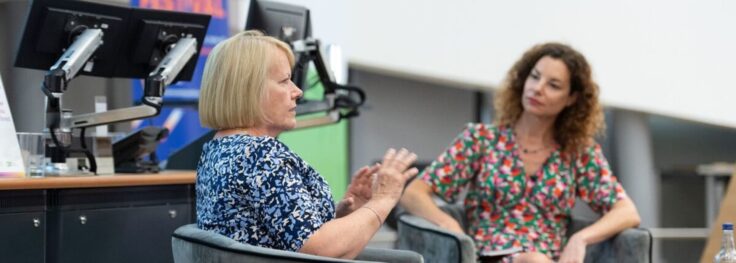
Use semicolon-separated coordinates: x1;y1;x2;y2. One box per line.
348;69;477;172
237;0;736;128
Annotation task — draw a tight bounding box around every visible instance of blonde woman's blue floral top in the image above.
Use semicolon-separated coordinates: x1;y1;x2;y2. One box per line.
420;123;628;260
196;134;335;252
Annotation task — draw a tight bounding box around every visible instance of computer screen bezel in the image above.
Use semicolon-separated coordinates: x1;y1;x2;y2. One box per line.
114;7;210;81
14;0;130;77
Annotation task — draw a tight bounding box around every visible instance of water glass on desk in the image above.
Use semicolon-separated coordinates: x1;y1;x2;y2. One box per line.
17;132;45;177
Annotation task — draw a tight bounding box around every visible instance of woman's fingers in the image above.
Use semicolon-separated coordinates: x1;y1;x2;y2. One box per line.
366;163;380;176
402;167;419;180
394;148;409;161
382;148;397;165
354;164;379;187
351;166;368;181
401;152;418;170
382;148;417;171
352;166;370;179
371;148;419;201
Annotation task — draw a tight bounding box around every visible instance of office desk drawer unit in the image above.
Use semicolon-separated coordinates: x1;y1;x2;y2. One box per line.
0;171;196;263
0;189;46;263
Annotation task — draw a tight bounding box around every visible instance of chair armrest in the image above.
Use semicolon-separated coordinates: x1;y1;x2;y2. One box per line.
397;214;477;263
172;224;380;263
608;228;652;263
355;247;424;263
567;220;652;263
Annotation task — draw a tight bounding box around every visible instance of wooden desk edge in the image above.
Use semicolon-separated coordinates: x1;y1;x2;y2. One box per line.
0;170;196;190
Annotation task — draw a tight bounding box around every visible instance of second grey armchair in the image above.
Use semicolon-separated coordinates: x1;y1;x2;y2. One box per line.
397;204;651;263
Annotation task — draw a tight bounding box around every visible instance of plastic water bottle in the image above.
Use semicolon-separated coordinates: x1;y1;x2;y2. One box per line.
715;223;736;263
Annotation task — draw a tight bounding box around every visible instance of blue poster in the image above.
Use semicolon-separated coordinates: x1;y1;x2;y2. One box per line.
130;0;229;161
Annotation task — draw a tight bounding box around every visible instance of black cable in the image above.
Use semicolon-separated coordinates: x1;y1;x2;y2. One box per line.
333;84;366;120
42;82;66;150
334;84;366;107
79;127;97;174
49;123;63;149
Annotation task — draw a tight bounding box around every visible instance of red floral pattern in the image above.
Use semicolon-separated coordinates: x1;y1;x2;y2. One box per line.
420;123;627;260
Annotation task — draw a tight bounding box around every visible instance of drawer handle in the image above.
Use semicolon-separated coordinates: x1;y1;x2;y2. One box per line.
33;218;41;228
79;215;87;225
168;210;177;219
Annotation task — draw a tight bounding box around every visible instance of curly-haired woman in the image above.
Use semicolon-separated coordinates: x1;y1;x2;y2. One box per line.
400;43;641;263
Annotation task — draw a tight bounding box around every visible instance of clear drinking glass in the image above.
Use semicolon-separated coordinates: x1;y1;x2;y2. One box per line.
16;132;46;177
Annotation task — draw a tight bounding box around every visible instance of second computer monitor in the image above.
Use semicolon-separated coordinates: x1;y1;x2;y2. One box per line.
245;0;311;43
246;0;311;89
115;8;210;82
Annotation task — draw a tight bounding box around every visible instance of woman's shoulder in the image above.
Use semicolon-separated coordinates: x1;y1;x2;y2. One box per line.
204;134;291;157
568;140;606;164
580;139;603;155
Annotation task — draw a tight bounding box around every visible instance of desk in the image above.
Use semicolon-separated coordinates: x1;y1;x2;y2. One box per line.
0;171;196;263
0;170;196;190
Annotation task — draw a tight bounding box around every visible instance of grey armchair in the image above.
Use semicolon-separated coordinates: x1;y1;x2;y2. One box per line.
172;224;424;263
397;204;651;263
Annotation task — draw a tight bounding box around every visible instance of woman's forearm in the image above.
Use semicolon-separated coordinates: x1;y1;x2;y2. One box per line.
572;198;641;245
299;198;396;259
400;180;463;231
301;148;419;259
401;180;443;220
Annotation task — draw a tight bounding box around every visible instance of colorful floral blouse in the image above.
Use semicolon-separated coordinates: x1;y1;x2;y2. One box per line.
196;134;335;252
420;123;627;260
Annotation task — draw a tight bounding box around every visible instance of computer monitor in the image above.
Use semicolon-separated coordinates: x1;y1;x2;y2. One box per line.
13;0;211;174
244;0;365;129
114;8;210;82
14;0;129;77
245;0;311;89
245;0;311;43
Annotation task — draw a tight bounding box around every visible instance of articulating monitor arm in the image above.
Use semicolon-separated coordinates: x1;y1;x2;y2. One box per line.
41;35;196;173
42;28;104;136
291;38;365;128
63;37;198;129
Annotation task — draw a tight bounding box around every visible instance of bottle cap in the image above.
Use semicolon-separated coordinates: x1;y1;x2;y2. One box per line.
724;223;733;230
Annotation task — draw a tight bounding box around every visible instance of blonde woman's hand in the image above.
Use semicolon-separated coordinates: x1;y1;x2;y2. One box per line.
371;148;419;203
335;164;380;217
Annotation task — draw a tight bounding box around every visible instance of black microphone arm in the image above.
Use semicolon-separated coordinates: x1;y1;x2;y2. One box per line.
291;38;365;129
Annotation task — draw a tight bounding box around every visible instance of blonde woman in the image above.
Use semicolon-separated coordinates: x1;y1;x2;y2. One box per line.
196;30;418;259
400;43;641;263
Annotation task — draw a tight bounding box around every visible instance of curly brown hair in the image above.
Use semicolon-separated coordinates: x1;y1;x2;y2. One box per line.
494;42;604;155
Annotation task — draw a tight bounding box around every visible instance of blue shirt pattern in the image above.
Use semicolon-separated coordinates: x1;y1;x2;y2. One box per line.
196;134;335;251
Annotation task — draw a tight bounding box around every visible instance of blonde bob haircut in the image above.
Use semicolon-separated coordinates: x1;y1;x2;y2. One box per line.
199;30;295;130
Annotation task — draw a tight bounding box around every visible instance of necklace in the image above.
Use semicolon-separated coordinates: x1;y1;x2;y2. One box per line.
514;132;552;154
520;145;549;154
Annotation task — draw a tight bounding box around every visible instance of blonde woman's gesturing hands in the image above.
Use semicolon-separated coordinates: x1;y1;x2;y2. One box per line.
371;148;419;203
